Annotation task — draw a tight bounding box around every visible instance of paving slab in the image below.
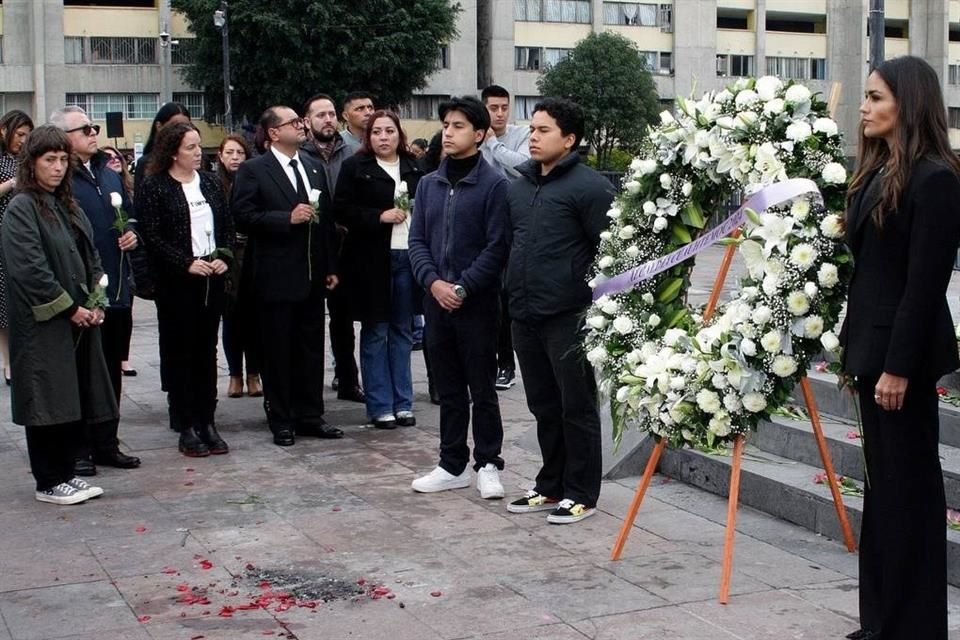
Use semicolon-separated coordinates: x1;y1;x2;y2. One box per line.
0;581;139;640
571;606;743;640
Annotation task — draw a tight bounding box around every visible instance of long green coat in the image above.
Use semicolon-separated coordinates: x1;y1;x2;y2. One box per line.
1;191;118;427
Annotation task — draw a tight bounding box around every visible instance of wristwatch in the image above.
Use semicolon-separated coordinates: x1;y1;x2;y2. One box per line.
453;284;467;300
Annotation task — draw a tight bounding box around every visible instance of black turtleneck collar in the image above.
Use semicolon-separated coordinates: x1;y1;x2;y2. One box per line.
445;152;481;187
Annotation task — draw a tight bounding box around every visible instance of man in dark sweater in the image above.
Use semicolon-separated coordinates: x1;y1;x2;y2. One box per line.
504;98;614;524
408;96;509;498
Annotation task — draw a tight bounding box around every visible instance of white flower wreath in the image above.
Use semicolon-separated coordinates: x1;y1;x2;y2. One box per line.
585;76;853;449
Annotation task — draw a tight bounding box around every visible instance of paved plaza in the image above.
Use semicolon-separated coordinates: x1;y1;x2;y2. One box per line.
3;248;960;639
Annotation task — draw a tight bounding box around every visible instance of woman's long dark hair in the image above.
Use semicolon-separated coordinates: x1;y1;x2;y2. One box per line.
146;122;200;176
217;134;252;195
847;56;960;226
102;144;134;198
0;110;34;156
143;102;191;155
16;125;83;223
359;110;411;160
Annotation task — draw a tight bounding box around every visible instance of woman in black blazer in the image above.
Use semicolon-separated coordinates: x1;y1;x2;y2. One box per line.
138;122;234;458
841;56;960;640
334;110;422;429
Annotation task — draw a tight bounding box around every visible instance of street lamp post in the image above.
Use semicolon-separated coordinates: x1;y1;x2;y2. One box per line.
869;0;885;72
214;1;233;133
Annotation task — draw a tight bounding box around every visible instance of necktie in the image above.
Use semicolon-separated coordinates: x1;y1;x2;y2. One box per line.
289;158;309;204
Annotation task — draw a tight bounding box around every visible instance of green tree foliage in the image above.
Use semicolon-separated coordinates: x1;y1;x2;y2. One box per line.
537;32;660;170
171;0;460;122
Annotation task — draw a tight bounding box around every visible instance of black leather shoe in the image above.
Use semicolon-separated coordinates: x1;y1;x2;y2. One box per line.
336;386;366;403
94;451;141;468
178;428;211;457
297;421;344;439
845;630;880;640
195;423;229;455
272;428;295;446
428;383;441;406
74;457;97;476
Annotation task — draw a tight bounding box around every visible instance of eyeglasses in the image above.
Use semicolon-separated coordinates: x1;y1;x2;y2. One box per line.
65;124;101;137
272;117;304;131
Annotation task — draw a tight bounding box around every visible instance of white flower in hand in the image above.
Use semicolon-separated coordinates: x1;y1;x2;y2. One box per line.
109;192;123;208
308;188;322;207
99;274;109;288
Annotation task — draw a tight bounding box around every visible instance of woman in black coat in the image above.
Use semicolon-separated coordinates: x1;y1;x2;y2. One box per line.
334;110;422;429
840;56;960;640
138;122;234;458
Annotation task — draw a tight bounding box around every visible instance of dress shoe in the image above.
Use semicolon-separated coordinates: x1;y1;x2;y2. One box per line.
227;376;243;398
93;451;141;469
246;375;263;397
74;457;97;476
178;428;211;457
428;382;441;406
121;368;138;377
296;421;344;439
195;423;229;455
272;427;295;446
336;386;366;403
845;630;881;640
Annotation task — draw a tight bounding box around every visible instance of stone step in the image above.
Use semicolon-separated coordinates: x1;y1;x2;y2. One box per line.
656;442;960;586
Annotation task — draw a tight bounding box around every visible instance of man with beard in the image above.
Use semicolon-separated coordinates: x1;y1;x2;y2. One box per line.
300;93;363;403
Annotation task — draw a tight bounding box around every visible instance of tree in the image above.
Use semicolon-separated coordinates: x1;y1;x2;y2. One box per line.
537;32;660;170
171;0;460;123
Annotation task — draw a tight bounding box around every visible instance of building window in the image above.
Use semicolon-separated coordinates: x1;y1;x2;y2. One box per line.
398;95;450;120
658;3;672;32
437;45;450;70
514;95;542;120
766;56;826;80
949;64;960;85
639;50;672;75
602;3;659;26
515;0;590;24
75;37;159;64
66;93;160;120
64;37;85;64
717;54;755;77
173;92;205;120
171;39;196;65
949;107;960;129
515;47;571;71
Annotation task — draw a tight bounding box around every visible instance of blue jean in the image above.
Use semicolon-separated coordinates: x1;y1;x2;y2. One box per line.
360;250;415;420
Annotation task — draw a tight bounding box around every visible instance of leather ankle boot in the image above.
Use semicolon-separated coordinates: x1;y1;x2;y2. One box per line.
246;374;263;397
195;422;229;455
227;376;243;398
178;428;211;457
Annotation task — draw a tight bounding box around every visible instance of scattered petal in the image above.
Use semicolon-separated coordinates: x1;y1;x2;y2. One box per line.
135;526;147;533
137;615;152;623
430;590;442;597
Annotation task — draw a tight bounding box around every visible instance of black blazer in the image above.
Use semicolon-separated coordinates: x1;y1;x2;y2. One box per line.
840;156;960;379
138;170;234;283
231;151;337;303
333;153;422;322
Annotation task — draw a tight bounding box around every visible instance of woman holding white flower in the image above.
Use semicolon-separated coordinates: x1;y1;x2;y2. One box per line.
841;56;960;640
1;126;116;504
334;110;423;429
139;122;234;458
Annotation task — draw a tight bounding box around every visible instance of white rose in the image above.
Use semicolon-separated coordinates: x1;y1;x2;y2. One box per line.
696;388;722;414
648;313;661;328
715;89;734;103
762;98;785;116
586;346;608;366
618;225;635;240
813;117;839;137
682;181;693;197
598;256;614;269
626;349;643;365
789;243;818;269
660;173;672;190
761;329;782;353
741;337;757;357
629;158;644;172
790;199;811;220
735;111;759;129
642;201;657;215
638;159;658;175
625;245;640;258
785;121;813;142
804;282;819;298
820;331;840;352
785;84;812;104
601;298;619;315
308;188;322;206
712;373;729;389
709;415;732;437
818;263;840;288
669;376;686;390
586;316;608;330
625;180;642;195
99;274;109;288
616;385;630;403
606;207;622;220
822;162;847;184
599;231;613;241
613;316;635;335
819;214;844;238
804;315;825;338
653;216;669;233
663;328;686;347
642;293;655;305
734;89;760;109
752;306;773;325
772;355;798;378
786;291;810;316
742;392;768;413
755;76;783;102
109;192;123;208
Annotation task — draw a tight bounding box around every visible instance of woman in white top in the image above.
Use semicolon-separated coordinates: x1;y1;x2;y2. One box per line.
334;110;423;429
138;122;234;457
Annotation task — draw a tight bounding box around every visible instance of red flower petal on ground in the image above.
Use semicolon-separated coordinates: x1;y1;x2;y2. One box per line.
135;526;147;533
137;615;151;623
430;590;442;597
218;606;234;617
161;566;178;575
356;577;366;586
190;636;205;640
199;559;213;570
184;481;194;486
176;583;191;592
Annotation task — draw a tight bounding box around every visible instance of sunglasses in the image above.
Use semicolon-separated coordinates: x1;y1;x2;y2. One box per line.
65;124;101;137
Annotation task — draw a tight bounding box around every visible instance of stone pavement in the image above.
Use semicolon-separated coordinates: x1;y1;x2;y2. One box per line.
2;264;960;639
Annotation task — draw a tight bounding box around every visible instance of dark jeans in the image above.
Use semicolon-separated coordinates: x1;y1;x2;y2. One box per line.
26;422;81;491
856;374;946;639
497;288;515;372
328;279;359;389
512;311;601;507
424;292;503;475
222;295;261;377
156;276;224;429
76;306;129;459
258;285;328;430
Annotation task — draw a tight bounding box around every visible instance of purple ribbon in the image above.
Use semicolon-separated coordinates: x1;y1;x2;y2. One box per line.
592;178;820;300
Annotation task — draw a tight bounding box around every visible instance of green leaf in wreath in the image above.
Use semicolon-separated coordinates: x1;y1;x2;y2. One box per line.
655;277;684;303
664;307;688;328
681;201;706;229
744;207;762;226
670;220;692;244
715;237;743;246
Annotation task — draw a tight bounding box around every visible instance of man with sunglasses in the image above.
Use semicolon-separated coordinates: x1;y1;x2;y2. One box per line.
232;105;343;447
50;106;141;476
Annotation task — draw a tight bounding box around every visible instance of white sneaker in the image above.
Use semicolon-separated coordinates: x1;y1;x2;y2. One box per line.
411;466;471;493
35;482;89;505
66;477;103;499
476;464;504;499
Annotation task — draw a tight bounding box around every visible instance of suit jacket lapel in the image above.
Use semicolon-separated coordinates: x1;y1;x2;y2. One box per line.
263;153;299;207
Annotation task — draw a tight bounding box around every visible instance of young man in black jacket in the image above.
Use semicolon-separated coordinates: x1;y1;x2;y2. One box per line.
504;98;614;524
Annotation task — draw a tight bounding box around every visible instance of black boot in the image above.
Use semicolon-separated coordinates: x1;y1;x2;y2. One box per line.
196;422;229;455
74;456;97;476
178;427;210;458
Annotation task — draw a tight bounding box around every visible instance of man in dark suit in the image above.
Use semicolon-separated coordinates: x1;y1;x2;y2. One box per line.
231;105;343;446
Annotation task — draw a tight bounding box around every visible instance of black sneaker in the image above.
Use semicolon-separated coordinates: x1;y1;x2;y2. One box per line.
178;428;211;457
495;368;516;390
507;490;559;513
546;499;596;524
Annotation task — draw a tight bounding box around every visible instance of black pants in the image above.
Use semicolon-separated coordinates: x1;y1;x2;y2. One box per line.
258;286;327;431
497;288;515;372
512;311;601;507
120;300;133;360
856;375;946;639
26;422;81;491
328;284;359;389
76;306;130;459
424;293;503;475
222;294;261;377
156;276;223;430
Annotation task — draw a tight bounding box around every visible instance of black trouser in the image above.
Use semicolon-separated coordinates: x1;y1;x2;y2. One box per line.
497;288;515;372
26;422;81;491
156;276;223;430
120;300;133;361
222;291;261;377
258;285;327;431
76;306;130;459
856;374;946;639
424;293;503;475
512;311;601;507
327;284;359;389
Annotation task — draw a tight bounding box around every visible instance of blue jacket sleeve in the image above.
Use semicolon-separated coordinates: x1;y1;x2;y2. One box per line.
457;178;508;295
408;179;440;290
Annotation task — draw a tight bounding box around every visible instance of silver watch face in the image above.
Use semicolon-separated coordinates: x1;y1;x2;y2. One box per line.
454;285;467;299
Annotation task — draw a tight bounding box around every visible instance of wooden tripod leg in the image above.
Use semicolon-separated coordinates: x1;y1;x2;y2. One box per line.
610;437;667;561
703;229;741;323
799;377;857;552
719;435;745;604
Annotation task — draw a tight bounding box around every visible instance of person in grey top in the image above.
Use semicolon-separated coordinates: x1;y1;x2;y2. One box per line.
480;85;531;180
339;91;375;153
